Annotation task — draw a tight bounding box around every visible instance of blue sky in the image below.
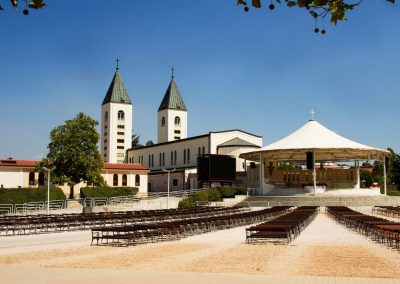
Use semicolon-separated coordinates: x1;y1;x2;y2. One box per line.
0;1;399;159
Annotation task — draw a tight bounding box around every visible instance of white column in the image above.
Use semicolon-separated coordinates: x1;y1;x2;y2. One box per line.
383;156;387;196
259;154;263;195
313;151;317;196
355;159;360;189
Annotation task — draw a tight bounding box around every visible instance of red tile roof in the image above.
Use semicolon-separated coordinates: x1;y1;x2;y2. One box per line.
103;163;149;171
0;159;39;168
0;159;149;171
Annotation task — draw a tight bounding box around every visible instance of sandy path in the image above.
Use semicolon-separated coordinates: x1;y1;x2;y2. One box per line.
0;212;400;282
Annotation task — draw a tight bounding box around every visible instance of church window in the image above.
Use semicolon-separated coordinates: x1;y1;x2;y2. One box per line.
174;130;180;134
172;179;178;186
159;153;162;167
117;139;124;143
117;146;124;149
104;132;107;136
117;132;124;135
174;136;180;140
174;116;180;126
104;147;107;150
135;175;140;186
29;172;35;186
105;111;108;121
122;174;127;186
171;151;173;165
174;151;177;165
148;155;151;167
151;154;154;167
113;174;118;186
202;146;205;154
183;149;186;164
104;154;107;158
117;125;125;129
161;117;165;127
38;172;45;186
104;125;107;129
187;149;190;163
162;153;165;166
118;110;125;120
198;147;201;156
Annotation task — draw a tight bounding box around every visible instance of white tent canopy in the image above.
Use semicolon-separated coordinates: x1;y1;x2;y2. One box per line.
240;120;389;162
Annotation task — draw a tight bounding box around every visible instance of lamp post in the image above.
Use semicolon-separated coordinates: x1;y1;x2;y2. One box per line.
162;168;175;209
42;166;56;215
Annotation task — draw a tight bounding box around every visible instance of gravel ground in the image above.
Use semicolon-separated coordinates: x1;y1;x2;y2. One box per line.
0;212;399;283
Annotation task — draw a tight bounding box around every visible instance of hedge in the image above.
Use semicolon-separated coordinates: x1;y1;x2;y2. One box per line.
178;186;247;208
80;186;139;199
0;187;66;205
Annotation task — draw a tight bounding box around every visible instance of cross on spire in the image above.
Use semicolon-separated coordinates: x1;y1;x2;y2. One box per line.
116;58;120;70
310;109;315;120
171;67;174;79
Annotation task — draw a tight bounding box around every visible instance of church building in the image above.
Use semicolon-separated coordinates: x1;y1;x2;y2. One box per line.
105;68;263;193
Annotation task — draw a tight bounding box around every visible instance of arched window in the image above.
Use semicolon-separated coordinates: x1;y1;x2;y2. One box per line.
202;146;205;154
113;174;118;186
38;172;45;186
187;148;190;163
29;172;35;186
122;174;127;186
171;151;173;165
183;149;186;164
135;174;140;186
104;111;108;121
198;147;201;156
174;116;180;125
162;153;165;166
118;110;125;120
161;117;165;127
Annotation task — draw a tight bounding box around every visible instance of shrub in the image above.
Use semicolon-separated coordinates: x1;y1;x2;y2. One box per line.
205;188;222;201
80;186;138;198
178;198;194;208
0;187;66;205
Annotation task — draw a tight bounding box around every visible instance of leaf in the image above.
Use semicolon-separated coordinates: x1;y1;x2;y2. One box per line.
237;0;247;5
0;5;3;10
10;0;18;9
386;0;395;3
28;0;46;9
252;0;261;8
287;1;296;7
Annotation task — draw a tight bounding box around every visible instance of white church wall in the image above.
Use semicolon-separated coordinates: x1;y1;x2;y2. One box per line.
0;169;24;188
209;131;262;155
157;109;187;143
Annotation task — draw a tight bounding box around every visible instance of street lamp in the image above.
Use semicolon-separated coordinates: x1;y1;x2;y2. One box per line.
162;168;175;209
42;166;56;215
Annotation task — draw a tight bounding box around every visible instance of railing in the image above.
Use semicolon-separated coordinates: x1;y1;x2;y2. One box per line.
0;188;209;215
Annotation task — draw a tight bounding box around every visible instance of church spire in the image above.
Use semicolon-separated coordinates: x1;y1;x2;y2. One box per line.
102;67;131;106
158;72;186;112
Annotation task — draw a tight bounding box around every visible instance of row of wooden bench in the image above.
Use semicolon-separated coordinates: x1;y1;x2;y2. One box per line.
0;207;244;236
91;206;293;246
245;206;319;244
372;206;400;219
327;206;400;249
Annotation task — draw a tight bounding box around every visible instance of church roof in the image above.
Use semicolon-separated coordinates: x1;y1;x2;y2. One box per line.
158;78;187;111
102;70;132;106
218;137;260;148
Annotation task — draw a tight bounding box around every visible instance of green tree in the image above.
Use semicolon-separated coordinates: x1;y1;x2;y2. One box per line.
388;148;400;190
38;112;104;199
131;133;141;148
146;140;154;146
238;0;396;32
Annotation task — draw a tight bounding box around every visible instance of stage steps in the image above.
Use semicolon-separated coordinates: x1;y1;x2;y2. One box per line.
237;196;400;207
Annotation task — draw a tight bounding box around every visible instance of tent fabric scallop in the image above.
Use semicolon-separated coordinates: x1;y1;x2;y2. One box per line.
240;120;389;162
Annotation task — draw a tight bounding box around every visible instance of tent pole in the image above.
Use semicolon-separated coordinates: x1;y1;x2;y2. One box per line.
355;159;360;189
383;156;387;196
259;154;263;195
313;151;317;196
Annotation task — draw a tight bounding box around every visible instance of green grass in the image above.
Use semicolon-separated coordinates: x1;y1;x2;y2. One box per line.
80;186;139;198
0;187;66;205
382;184;400;196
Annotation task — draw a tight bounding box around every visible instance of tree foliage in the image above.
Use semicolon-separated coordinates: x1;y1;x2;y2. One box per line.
388;148;400;190
0;0;46;15
131;133;141;148
237;0;396;32
37;113;104;197
146;140;154;146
